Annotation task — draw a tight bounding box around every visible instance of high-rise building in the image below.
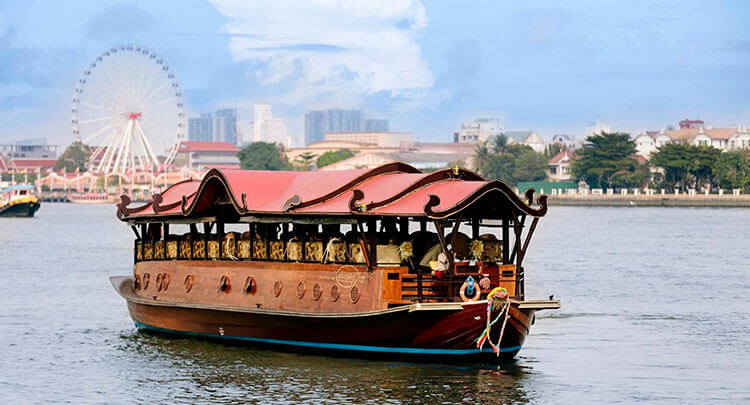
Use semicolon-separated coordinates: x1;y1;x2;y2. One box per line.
365;119;390;132
252;104;290;147
187;108;238;145
305;109;389;145
253;104;273;143
453;118;502;144
0;138;58;159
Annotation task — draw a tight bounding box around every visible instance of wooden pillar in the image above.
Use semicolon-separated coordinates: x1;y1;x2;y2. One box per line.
399;216;409;239
162;222;168;259
512;216;522;298
471;218;479;240
502;218;509;264
140;223;147;261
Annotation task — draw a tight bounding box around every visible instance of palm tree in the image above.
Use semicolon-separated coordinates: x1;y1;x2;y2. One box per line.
490;134;509;155
294;152;317;171
474;141;491;176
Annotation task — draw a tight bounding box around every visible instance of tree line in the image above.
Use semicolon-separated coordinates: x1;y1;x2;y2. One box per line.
238;142;355;171
571;132;750;191
473;134;549;184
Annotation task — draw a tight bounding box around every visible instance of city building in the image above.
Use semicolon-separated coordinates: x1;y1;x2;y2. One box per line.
253;104;290;147
173;141;240;170
585;122;610;137
188;108;238;145
453;118;502;144
253;104;272;143
304;109;390;145
287;140;475;172
550;134;578;151
324;132;413;148
320;151;471;172
634;125;750;158
6;158;57;173
505;131;546;153
365;119;390;132
665;127;748;150
679;118;705;129
548;151;574;181
1;138;58;160
633;131;670;157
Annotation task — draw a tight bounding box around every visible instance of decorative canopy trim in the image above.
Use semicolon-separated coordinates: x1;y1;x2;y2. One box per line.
423;181;548;219
348;167;482;214
116;163;548;221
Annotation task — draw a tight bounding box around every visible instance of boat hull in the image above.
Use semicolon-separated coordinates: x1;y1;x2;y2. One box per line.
112;276;534;363
0;200;40;217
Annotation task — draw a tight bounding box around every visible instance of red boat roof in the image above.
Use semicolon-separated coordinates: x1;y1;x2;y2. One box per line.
117;163;547;221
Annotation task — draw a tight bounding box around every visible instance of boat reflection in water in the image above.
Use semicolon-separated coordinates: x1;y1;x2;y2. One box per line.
111;163;559;363
0;184;40;217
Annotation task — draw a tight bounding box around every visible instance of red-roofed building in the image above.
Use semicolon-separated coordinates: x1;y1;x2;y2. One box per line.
0;156;6;172
548;151;573;181
8;158;58;172
173;141;240;170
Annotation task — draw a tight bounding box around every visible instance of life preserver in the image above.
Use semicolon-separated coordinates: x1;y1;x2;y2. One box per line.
459;276;480;302
218;275;230;293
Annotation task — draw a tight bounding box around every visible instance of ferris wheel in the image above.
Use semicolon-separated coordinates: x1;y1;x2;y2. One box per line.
71;45;185;175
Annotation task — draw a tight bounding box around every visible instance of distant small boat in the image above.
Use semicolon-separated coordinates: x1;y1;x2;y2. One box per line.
67;192;114;204
0;184;41;217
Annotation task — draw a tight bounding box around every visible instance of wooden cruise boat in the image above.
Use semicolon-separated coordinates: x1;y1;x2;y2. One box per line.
0;184;40;217
111;163;559;362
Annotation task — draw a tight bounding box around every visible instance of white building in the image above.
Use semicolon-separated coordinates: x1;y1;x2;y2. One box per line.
550;134;578;151
585;122;610;137
505;131;546;153
454;118;502;144
324;132;413;148
634;126;750;159
253;104;290;147
253;104;272;142
548;150;574;181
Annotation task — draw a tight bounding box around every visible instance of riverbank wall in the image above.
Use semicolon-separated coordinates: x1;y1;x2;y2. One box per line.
548;194;750;207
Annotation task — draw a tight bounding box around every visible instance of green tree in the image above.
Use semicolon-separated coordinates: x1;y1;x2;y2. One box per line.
490;134;509;155
651;143;720;191
294;152;317;171
483;154;515;183
571;132;637;189
545;142;565;158
316;149;355;168
238;142;291;170
512;149;548;182
55;141;90;172
713;149;750;190
474;141;492;176
611;163;651;189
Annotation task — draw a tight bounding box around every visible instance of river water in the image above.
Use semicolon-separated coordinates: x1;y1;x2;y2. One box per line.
0;204;748;403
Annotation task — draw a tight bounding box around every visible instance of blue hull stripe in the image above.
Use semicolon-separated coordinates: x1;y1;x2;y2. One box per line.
134;322;522;355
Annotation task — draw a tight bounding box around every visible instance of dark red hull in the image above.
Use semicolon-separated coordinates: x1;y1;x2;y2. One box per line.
113;277;534;363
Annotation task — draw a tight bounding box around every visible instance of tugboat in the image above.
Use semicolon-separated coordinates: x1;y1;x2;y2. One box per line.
0;184;41;217
111;163;559;363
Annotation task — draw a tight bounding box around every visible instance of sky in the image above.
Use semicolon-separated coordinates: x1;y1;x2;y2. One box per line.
0;0;748;147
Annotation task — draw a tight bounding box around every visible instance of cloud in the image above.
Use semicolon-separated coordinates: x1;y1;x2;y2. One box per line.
0;25;77;87
86;4;156;39
208;0;434;108
0;93;38;110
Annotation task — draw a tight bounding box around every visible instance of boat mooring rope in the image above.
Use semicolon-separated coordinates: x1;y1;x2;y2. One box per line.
476;287;510;356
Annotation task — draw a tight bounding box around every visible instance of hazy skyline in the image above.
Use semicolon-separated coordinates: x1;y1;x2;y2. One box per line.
1;0;748;147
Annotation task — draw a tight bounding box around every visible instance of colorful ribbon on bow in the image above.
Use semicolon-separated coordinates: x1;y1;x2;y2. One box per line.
476;287;510;356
